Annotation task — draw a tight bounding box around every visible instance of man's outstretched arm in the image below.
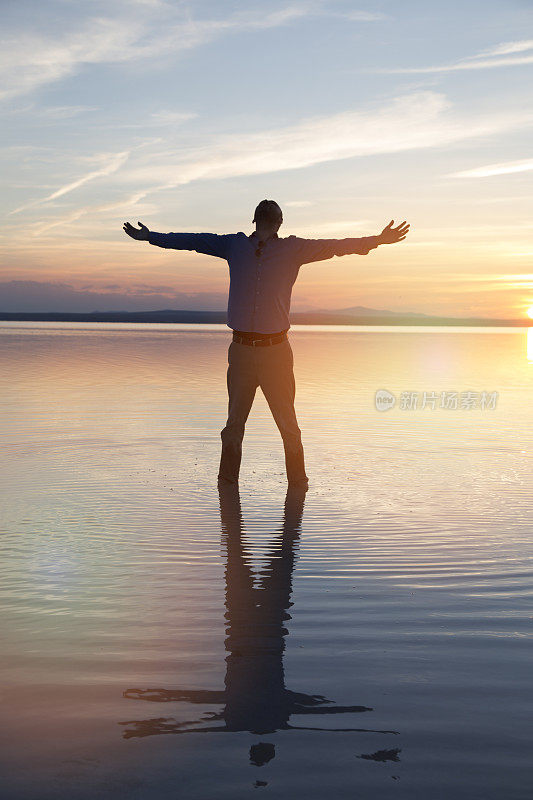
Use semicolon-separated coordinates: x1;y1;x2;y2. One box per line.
123;221;230;259
294;220;410;265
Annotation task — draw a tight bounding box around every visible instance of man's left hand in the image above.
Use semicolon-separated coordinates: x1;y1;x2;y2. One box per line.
378;220;410;245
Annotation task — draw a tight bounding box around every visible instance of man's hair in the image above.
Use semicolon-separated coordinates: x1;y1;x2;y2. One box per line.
253;199;283;226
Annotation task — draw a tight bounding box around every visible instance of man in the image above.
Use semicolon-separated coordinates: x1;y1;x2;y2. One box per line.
123;200;409;489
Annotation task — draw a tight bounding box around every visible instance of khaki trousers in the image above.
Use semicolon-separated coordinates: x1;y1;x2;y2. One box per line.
218;338;308;483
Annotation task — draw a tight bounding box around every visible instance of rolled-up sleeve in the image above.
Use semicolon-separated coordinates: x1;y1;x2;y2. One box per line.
148;231;230;259
293;235;380;265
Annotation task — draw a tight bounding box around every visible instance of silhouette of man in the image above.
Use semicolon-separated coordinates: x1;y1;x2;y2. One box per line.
123;202;409;487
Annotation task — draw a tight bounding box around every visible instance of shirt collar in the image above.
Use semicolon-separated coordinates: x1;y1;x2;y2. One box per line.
249;231;278;242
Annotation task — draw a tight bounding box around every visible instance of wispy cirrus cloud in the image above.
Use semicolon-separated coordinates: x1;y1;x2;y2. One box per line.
464;39;533;58
148;110;198;126
9;150;131;215
371;38;533;74
7;136;165;218
332;9;388;22
28;189;155;236
0;5;314;102
119;90;533;188
21;90;533;235
4;103;99;119
0;17;144;102
448;158;533;178
291;219;370;236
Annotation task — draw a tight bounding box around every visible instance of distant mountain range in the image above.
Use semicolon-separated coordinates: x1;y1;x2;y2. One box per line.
314;305;432;317
0;306;530;326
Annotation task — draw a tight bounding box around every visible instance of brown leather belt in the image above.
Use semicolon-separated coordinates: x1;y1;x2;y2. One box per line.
232;330;288;347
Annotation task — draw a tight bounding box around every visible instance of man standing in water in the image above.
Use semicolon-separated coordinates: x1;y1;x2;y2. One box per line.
123;201;409;489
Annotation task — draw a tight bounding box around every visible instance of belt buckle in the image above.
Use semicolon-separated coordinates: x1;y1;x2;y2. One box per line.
251;338;261;346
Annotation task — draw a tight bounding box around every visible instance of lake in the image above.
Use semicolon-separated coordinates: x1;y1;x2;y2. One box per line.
1;322;532;799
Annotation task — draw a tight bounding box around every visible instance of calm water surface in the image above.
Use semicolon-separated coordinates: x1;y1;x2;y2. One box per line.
1;323;532;799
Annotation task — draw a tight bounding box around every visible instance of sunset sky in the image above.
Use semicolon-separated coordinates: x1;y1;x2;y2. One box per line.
2;0;533;317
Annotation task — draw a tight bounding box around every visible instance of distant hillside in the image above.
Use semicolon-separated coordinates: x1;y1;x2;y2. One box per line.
0;308;530;326
313;305;432;318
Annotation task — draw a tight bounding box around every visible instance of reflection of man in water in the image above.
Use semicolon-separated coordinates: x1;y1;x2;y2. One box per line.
124;204;409;487
120;485;397;765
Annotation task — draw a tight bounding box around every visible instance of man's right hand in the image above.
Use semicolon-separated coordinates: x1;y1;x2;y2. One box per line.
123;221;150;241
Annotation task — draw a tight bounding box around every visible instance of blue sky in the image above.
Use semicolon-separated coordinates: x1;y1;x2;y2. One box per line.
1;0;533;316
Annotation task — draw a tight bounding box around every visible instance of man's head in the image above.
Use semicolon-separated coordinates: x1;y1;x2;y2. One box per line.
252;199;283;234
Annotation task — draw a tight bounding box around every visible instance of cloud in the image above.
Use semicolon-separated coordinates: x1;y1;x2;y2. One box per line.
9;150;131;214
0;280;228;313
20;90;533;235
333;10;388;22
235;5;312;28
291;219;370;235
8;137;163;220
493;274;533;280
372;38;533;74
465;39;533;58
28;189;154;235
4;103;99;119
148;110;198;125
0;5;313;101
0;17;145;102
121;90;533;188
447;158;533;178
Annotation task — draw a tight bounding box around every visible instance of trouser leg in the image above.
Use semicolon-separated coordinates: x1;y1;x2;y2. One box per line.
218;342;258;483
258;340;308;484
